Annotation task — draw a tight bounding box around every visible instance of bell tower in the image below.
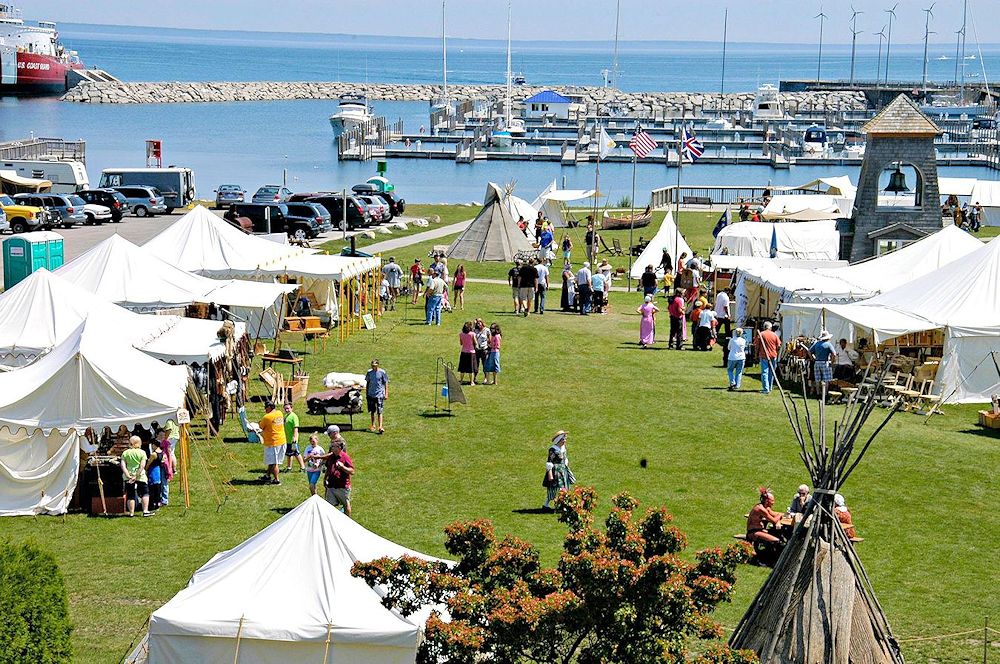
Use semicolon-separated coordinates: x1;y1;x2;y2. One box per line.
849;94;944;262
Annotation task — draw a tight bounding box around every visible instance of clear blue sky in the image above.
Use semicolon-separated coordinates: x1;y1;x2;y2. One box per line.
41;0;984;44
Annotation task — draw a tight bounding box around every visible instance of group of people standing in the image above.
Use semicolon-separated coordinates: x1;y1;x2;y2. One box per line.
119;425;178;517
457;319;502;385
507;257;550;316
563;259;615;315
418;254;466;325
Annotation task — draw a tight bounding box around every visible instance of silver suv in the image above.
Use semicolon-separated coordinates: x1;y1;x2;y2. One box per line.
110;186;169;217
13;193;87;229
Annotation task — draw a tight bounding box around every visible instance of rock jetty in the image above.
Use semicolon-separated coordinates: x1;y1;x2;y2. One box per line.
61;81;867;114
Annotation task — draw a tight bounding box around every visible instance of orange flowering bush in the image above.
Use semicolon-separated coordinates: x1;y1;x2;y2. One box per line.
352;487;758;663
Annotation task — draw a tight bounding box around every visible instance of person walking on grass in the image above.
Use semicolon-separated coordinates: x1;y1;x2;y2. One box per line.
668;289;685;350
144;437;164;511
473;319;490;384
424;270;445;326
483;323;502;385
637;295;659;348
259;400;286;485
282;402;304;472
561;233;573;262
458;321;478;385
727;327;747;391
410;258;424;305
303;433;325;496
321;436;354;516
754;321;781;394
560;261;576;312
453;264;467;311
542;431;575;511
508;259;522;314
640;264;658;298
576;262;593;315
518;258;538;317
120;435;151;517
365;359;389;434
382;256;404;310
534;258;550;314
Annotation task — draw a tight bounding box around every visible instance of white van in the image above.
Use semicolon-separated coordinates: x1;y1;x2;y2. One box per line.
98;167;196;213
0;159;89;194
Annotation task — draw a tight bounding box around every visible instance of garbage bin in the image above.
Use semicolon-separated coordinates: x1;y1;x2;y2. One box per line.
3;231;64;290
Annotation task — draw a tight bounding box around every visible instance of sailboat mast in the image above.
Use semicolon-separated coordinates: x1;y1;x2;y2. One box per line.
506;1;512;126
959;0;968;98
612;0;621;88
442;0;448;103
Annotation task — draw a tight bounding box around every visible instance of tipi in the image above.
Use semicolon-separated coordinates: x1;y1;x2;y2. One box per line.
447;183;535;261
729;366;905;663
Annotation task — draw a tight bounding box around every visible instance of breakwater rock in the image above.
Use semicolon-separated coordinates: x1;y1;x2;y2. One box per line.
61;81;868;114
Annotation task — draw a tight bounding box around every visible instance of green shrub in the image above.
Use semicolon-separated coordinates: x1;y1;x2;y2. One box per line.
616;195;633;208
0;540;73;664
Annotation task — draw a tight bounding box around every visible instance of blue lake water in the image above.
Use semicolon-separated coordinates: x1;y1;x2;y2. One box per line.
1;24;997;202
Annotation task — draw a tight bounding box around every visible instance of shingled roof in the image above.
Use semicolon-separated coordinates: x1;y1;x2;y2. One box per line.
863;94;940;136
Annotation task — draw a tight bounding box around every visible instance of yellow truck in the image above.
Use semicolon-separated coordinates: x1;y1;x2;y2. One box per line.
0;194;52;234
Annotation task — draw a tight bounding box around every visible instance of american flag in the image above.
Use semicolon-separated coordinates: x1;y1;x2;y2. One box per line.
681;126;704;163
628;127;657;159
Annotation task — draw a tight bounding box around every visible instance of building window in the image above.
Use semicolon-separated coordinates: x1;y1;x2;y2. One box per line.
877;162;923;208
876;239;909;256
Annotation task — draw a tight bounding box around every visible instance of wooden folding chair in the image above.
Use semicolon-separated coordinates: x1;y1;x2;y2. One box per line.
611;238;626;256
914;379;943;414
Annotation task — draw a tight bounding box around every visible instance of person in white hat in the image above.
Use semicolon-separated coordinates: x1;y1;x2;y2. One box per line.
809;330;837;394
576;262;593;315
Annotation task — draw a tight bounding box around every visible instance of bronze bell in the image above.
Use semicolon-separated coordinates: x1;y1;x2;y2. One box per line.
884;166;909;194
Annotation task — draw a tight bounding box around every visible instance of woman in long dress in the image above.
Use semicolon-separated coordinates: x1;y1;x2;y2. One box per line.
458;321;477;385
560;261;576;312
636;295;659;348
543;430;575;510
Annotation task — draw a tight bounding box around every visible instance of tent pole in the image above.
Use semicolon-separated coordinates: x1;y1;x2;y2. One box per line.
628;151;637;291
180;422;191;509
674;128;683;280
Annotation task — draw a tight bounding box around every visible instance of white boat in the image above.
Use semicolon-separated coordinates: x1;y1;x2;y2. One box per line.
491;1;520;147
704;118;734;130
753;84;785;120
328;97;372;137
802;124;828;156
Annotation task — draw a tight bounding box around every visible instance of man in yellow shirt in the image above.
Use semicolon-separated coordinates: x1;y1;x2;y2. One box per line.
259;400;286;485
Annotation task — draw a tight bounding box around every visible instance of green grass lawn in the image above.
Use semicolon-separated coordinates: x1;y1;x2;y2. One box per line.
321;204;480;252
3;211;998;663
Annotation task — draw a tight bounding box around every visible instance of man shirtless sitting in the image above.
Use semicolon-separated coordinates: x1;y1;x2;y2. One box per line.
746;487;784;545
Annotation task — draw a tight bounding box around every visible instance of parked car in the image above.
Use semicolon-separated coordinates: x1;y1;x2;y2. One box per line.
284;201;333;238
110;186;168;217
252;185;294;204
0;194;50;233
81;201;113;225
232;202;325;239
214;184;246;208
13;193;87;228
357;195;391;223
295;193;370;230
351;183;406;217
99;167;196;212
78;188;129;222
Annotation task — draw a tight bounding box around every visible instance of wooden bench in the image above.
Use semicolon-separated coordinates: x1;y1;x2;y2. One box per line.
682;195;713;206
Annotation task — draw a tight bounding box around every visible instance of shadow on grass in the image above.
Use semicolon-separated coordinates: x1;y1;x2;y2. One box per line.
270;506;295;516
419;410;456;418
229;478;270;486
222;436;253;444
957;427;1000;439
511;507;555;515
617;343;668;351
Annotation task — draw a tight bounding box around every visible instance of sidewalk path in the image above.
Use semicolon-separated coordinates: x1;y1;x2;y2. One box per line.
363;219;472;255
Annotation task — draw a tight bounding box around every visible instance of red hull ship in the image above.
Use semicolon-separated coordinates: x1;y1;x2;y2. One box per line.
0;3;84;95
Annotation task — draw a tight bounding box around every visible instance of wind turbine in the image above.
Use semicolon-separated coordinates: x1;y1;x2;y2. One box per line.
815;7;828;83
875;26;887;83
849;6;863;85
921;3;936;93
883;3;898;85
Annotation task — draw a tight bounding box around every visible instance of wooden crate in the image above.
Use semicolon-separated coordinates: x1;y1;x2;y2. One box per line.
977;411;1000;429
284;375;310;403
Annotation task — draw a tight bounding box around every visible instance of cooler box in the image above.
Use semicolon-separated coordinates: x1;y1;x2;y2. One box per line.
3;231;64;290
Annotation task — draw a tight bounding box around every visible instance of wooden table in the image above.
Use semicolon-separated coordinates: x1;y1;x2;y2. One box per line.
261;354;303;378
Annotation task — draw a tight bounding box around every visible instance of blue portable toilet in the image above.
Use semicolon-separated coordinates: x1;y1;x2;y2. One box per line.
3;231;64;290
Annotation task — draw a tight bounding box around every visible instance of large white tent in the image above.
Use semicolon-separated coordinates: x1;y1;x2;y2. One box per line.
0;319;189;516
534;182;600;228
761;195;850;221
781;236;1000;403
629;211;693;279
0;269;243;367
146;495;445;664
145;206;380;318
712;219;840;261
776;226;983;339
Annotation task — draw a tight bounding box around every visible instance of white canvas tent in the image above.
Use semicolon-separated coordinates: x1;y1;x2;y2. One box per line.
712;220;840;261
0;269;243;368
0;319;189;516
146;495;446;664
535;182;600;228
781;236;1000;403
503;192;539;224
778;226;983;340
761;195;850;221
969;180;1000;227
790;175;857;198
629;211;693;279
447;183;535;261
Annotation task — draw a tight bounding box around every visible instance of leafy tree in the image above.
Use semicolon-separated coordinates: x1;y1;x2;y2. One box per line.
353;487;757;664
0;540;73;664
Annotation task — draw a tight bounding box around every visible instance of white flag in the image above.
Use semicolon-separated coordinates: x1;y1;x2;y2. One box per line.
598;126;616;160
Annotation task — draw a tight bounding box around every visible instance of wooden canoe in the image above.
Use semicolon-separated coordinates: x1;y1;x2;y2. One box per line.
601;210;652;230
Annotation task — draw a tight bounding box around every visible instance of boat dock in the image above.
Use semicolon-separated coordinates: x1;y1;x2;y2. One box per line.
0;137;86;163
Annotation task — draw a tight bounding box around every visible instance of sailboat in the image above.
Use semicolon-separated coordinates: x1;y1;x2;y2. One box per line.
492;1;523;148
430;0;455;122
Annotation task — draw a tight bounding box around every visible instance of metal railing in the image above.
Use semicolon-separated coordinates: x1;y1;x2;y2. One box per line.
336;117;403;161
0;138;87;163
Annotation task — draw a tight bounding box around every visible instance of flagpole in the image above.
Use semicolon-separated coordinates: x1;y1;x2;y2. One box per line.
628;149;637;292
674;127;683;279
